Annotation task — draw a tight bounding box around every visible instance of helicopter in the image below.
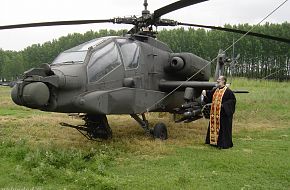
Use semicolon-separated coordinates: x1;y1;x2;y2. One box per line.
2;0;290;140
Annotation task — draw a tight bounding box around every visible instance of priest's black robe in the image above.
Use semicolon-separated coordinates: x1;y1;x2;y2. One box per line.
204;86;236;149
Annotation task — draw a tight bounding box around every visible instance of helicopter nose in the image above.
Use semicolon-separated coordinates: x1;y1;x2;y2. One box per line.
11;84;22;105
11;82;50;108
22;82;50;107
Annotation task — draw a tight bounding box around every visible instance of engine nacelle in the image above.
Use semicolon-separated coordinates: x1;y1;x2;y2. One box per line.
170;57;185;71
164;53;211;81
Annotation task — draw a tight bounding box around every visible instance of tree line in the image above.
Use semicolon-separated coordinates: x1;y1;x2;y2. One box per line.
0;22;290;81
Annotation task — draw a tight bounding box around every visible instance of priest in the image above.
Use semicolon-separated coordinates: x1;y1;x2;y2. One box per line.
202;76;236;149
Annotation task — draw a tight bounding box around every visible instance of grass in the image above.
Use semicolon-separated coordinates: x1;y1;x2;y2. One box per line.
0;78;289;190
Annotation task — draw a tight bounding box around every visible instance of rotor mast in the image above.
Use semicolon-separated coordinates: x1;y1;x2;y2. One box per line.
139;0;154;35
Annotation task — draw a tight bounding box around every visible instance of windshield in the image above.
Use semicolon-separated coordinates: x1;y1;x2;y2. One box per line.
51;37;114;65
88;42;121;82
117;39;140;69
51;51;87;65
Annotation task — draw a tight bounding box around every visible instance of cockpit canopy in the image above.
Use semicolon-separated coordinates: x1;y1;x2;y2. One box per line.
51;37;113;65
51;36;140;82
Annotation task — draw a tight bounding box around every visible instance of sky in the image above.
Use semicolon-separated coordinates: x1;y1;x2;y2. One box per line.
0;0;289;51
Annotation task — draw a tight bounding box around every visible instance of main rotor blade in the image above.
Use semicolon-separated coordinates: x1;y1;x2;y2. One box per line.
178;22;290;44
0;19;113;30
153;0;208;20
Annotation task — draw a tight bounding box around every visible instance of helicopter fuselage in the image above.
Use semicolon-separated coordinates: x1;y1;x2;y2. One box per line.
11;35;214;116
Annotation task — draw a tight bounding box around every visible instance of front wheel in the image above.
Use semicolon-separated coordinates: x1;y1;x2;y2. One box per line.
153;123;168;140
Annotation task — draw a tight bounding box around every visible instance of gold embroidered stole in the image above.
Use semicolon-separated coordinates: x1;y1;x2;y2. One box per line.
209;86;227;145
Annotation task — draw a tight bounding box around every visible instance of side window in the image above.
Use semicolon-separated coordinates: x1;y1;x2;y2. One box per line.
118;40;140;69
87;42;121;82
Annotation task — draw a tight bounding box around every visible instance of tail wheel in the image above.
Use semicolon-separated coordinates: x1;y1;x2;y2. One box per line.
153;123;168;140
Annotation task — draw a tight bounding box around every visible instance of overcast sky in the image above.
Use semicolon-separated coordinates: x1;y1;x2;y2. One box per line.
0;0;289;51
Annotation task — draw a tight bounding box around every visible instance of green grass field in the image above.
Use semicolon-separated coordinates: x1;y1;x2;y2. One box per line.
0;78;289;190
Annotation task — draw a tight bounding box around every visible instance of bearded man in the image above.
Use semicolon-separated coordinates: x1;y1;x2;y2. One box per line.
202;76;236;149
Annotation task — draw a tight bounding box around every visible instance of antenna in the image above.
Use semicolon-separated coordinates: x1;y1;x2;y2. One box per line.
142;0;150;17
144;0;148;11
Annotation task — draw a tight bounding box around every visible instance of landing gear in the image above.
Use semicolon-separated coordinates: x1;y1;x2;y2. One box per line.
130;113;168;140
60;114;112;140
153;123;168;140
84;114;112;140
61;113;168;140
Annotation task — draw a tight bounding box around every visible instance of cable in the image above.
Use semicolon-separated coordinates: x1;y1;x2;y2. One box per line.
262;67;286;80
144;0;289;113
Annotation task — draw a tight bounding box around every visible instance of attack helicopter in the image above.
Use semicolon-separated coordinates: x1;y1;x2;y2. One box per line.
2;0;290;140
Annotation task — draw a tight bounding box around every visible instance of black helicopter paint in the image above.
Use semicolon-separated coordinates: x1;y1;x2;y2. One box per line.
1;0;289;140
